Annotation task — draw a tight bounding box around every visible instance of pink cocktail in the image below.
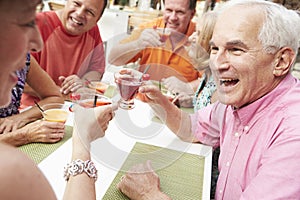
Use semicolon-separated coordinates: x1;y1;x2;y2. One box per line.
115;70;143;110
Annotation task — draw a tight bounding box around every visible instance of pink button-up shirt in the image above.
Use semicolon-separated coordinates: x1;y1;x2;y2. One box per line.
191;74;300;199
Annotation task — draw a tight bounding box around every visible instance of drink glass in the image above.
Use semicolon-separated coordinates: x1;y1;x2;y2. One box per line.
156;28;171;45
76;92;112;108
183;40;209;70
41;103;69;123
87;81;109;94
114;69;143;110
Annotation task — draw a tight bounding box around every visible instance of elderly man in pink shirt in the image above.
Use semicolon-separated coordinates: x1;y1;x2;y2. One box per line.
116;0;300;199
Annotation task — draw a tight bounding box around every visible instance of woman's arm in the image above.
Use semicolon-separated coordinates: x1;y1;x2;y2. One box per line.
63;104;116;200
62;126;97;200
21;56;63;123
0;142;57;200
0;56;63;133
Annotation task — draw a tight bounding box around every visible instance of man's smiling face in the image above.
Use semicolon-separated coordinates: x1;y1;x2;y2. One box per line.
209;5;279;108
61;0;103;35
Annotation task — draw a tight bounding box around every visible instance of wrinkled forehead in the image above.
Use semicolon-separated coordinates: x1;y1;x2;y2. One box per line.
213;5;264;44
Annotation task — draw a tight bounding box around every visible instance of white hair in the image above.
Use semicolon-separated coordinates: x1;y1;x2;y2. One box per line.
217;0;300;54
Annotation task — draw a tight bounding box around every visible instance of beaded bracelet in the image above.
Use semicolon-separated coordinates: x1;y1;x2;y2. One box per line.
63;159;98;181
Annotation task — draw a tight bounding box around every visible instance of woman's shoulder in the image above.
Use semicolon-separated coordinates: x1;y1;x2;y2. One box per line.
0;143;56;200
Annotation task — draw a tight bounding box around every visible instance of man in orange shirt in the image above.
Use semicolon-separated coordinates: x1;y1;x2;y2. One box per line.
22;0;107;107
108;0;199;83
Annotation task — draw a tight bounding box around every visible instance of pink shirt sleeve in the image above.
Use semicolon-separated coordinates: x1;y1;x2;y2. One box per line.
190;103;222;149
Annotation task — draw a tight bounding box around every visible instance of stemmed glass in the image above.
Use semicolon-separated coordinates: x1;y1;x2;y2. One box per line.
114;69;144;110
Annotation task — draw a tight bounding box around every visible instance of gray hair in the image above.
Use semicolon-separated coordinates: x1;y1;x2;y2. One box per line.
217;0;300;55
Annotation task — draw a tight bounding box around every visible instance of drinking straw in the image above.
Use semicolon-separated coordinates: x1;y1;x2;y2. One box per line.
93;95;98;107
163;22;167;35
171;93;179;104
159;80;162;91
139;64;151;81
34;101;46;114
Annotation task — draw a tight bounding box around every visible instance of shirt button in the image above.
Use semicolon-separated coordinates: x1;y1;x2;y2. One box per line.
234;132;239;137
219;190;223;194
244;126;249;131
226;162;230;167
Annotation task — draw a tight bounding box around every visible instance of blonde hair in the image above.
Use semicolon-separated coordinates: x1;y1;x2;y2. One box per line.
192;11;218;70
198;11;218;53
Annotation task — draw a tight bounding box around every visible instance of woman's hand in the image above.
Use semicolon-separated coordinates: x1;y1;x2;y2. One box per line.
72;103;117;148
23;120;65;143
177;93;194;108
162;76;194;95
0;116;27;134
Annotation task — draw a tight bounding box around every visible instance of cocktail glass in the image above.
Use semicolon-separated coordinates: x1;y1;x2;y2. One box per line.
114;69;143;110
41;103;69;123
156;28;171;45
87;81;109;94
76;92;112;108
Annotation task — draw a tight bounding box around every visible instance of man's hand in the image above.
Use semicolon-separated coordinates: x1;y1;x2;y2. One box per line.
138;84;168;104
136;29;163;49
59;75;85;95
117;160;171;200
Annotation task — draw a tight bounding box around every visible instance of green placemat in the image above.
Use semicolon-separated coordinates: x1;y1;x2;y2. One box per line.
103;142;205;200
18;125;73;164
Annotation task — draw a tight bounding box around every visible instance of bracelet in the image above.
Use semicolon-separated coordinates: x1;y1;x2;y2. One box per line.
63;159;98;181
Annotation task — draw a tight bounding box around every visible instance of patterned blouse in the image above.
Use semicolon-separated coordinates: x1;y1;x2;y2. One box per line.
193;73;217;112
0;53;30;117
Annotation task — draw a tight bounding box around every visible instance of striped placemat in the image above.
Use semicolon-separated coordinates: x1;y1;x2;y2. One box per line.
18;125;73;164
103;142;205;200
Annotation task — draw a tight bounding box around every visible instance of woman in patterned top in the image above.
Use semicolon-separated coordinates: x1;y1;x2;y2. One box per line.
0;53;30;117
0;53;64;146
170;11;218;110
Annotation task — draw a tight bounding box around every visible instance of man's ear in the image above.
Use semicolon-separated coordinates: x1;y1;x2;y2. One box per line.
273;47;295;77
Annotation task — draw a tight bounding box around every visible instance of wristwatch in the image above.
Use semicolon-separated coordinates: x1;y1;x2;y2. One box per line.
64;159;98;181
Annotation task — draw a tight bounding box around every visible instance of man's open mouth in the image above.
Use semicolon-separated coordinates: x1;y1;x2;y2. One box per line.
71;17;83;25
220;78;239;86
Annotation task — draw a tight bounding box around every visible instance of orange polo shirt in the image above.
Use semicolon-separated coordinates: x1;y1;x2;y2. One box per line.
121;17;199;82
